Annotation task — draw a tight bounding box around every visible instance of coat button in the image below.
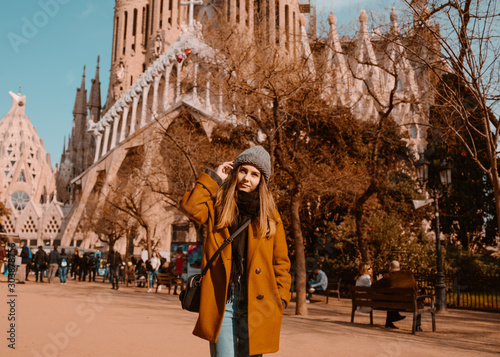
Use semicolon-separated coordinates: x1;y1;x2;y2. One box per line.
257;294;264;300
255;268;261;274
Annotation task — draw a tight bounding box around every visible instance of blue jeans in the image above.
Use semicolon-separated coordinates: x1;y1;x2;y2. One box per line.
307;281;324;300
149;270;157;288
59;266;68;283
209;282;262;357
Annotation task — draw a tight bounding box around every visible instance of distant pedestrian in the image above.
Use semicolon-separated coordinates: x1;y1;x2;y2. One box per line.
108;248;122;290
70;248;81;280
34;246;47;282
147;251;161;293
48;245;60;284
87;252;97;282
95;251;101;277
59;248;69;284
79;252;88;281
17;242;29;283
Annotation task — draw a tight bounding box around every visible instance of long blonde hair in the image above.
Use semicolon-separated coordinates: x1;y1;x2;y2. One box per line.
214;170;277;238
356;263;371;280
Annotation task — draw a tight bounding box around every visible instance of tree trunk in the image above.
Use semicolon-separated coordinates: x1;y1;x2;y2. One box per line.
354;206;371;264
146;227;152;260
354;183;375;264
290;183;308;316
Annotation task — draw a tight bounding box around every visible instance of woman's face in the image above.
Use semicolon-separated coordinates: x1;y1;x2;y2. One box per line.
236;164;261;192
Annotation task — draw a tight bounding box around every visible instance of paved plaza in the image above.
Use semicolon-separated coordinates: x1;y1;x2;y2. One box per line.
1;274;500;357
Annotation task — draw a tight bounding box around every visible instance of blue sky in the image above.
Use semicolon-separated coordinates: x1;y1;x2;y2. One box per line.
0;0;395;169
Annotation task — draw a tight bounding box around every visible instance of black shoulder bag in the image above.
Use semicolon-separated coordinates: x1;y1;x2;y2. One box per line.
179;218;252;312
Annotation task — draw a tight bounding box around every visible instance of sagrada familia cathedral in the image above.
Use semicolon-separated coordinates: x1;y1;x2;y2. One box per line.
0;0;433;259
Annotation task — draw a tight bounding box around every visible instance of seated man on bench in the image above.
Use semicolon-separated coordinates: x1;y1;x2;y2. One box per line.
307;267;328;303
372;260;423;331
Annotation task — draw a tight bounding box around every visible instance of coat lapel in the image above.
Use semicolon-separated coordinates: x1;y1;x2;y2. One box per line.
246;220;263;267
214;227;232;283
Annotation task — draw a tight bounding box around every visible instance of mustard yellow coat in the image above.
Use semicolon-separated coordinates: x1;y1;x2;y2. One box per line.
179;172;291;356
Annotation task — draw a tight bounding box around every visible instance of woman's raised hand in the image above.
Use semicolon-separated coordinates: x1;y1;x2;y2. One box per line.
215;161;234;181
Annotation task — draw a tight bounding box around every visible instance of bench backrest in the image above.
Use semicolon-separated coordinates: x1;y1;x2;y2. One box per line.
156;273;173;283
350;286;417;311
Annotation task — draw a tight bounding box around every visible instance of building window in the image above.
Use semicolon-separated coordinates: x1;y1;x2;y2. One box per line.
285;5;289;50
133;8;138;37
172;224;189;243
276;0;280;44
11;191;30;211
17;171;26;182
409;125;418;139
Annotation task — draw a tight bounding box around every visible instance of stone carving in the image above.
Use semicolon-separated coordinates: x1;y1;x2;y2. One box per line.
116;62;125;83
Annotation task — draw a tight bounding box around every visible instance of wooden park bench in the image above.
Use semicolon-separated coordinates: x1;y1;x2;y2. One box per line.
155;272;184;294
315;277;341;303
292;274;341;304
349;286;436;334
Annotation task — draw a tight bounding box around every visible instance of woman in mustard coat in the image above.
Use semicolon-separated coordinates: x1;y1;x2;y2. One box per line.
179;146;291;357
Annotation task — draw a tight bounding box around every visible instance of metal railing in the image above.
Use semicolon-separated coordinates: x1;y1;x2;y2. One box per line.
415;272;500;311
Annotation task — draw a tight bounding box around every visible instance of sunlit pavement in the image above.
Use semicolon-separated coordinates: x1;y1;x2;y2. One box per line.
1;274;499;357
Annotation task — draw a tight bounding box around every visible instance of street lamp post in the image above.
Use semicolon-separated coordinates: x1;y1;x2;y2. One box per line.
415;158;451;313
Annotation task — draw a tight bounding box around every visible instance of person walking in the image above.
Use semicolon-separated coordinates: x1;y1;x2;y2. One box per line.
108;248;122;290
179;145;291;357
59;248;69;284
70;248;81;280
86;251;97;282
17;242;30;283
147;251;161;293
34;246;47;282
48;245;60;284
79;252;89;281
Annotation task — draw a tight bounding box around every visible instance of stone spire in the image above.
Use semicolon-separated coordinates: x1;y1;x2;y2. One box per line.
88;56;101;123
355;10;378;66
390;7;400;35
73;66;87;116
324;11;350;107
299;14;316;76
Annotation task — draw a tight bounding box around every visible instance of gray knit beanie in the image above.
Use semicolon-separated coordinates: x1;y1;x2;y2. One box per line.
233;146;271;183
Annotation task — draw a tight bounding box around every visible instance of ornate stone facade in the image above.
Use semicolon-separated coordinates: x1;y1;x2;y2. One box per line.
57;1;433;255
0;91;63;247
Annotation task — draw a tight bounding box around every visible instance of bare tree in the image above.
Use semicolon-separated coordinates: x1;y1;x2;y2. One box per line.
400;0;500;238
197;15;359;315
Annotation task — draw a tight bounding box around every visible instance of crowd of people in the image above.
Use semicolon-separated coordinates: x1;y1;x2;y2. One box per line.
0;242;184;292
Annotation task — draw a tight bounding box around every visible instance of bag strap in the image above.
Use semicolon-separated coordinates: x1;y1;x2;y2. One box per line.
201;218;253;278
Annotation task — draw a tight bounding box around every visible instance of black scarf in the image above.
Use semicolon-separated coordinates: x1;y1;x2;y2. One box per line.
227;190;260;302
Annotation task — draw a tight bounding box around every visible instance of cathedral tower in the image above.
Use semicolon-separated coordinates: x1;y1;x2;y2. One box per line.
0;90;63;246
56;59;100;204
108;0;149;108
106;0;303;108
